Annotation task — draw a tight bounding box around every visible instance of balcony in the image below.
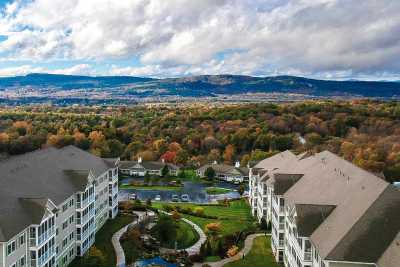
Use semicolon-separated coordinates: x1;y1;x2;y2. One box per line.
37;227;55;246
76;209;95;225
76;195;95;209
279;240;284;247
304;251;312;261
38;247;55;266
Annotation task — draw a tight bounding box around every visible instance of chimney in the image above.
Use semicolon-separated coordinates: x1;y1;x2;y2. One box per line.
235;161;240;168
138;157;142;163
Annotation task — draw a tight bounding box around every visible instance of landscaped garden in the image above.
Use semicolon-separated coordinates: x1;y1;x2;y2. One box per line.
151;213;200;249
152;199;260;263
224;236;281;267
69;214;135;267
152;199;255;236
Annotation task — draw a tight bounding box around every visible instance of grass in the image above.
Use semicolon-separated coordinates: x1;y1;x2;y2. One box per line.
206;187;233;195
156;219;200;249
224;236;280;267
69;215;135;267
119;184;183;191
152;199;255;236
205;255;222;262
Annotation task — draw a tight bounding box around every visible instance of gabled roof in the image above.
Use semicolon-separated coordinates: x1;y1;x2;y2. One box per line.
0;145;111;241
256;150;400;265
325;185;400;263
198;163;249;176
295;204;336;237
119;160;179;171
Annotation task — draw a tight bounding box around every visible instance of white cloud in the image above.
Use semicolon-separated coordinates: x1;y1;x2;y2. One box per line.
0;0;400;79
0;64;94;77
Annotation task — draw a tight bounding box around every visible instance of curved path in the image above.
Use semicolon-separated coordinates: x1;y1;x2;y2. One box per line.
159;210;207;256
194;233;270;267
112;211;155;267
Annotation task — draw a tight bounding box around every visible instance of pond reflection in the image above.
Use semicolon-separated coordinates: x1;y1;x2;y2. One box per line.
119;178;245;204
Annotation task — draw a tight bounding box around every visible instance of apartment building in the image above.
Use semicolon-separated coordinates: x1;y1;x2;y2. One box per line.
0;145;119;267
119;157;180;177
249;150;400;267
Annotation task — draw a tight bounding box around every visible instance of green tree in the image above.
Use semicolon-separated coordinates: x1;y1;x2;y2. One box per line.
153;214;177;244
161;165;169;177
204;167;216;181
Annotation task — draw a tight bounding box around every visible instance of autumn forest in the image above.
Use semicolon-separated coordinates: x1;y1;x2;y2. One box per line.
0;100;399;182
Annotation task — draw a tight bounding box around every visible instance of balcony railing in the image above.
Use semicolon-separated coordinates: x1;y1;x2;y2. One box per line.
76;194;95;209
279;240;284;247
304;251;312;261
37;227;55;246
38;247;55;266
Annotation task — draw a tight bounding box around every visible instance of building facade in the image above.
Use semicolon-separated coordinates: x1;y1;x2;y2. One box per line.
0;146;119;267
119;157;179;177
249;150;400;267
196;161;249;183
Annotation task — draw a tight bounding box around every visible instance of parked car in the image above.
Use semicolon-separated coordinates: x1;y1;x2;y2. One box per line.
154;195;161;201
129;193;137;200
181;194;189;202
171;194;180;202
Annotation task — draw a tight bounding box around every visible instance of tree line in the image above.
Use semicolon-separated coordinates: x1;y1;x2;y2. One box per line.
0;100;399;182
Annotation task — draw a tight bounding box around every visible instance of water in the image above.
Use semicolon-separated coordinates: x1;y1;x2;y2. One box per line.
118;179;244;203
134;256;177;267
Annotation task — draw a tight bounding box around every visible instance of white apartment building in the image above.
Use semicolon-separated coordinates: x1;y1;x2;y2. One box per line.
0;146;119;267
249;150;400;267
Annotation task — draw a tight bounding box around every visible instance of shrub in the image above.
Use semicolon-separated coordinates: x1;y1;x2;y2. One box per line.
194;207;205;216
162;204;174;212
227;245;239;257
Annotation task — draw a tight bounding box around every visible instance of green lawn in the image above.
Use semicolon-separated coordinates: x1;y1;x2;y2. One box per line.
156;219;200;249
119;184;183;191
152;199;256;236
69;215;135;267
224;236;280;267
206;187;233;195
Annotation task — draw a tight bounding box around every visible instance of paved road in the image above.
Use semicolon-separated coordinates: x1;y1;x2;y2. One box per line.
112;211;155;267
159;210;207;256
194;233;269;267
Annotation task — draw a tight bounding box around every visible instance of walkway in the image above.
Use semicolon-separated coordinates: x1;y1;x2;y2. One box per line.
194;233;269;267
159;210;207;256
112;211;155;267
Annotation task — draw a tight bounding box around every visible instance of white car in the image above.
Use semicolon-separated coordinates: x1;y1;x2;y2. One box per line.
181;194;190;202
129;193;137;200
154;195;161;201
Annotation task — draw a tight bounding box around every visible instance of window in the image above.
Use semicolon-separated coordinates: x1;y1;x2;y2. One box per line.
19;234;25;246
62;203;68;212
20;256;26;267
62;220;68;230
69;199;74;207
69;215;74;224
10;263;16;267
7;240;16;255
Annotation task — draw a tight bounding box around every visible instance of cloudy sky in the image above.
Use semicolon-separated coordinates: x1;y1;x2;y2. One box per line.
0;0;399;80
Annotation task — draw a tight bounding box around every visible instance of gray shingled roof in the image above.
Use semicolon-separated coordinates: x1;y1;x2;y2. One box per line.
119;160;179;171
197;163;249;176
325;185;400;263
295;204;336;237
0;146;116;241
273;150;399;264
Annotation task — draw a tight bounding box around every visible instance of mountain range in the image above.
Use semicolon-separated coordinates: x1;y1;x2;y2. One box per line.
0;73;399;104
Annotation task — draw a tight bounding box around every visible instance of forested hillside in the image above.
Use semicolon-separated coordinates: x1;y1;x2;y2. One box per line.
0;100;399;182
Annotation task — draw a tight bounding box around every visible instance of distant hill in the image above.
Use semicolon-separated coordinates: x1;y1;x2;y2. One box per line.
0;73;153;89
0;73;399;100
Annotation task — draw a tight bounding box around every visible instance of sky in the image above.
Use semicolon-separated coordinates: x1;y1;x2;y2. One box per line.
0;0;399;80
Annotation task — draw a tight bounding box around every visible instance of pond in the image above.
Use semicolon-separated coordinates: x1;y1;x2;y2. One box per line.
134;256;177;267
119;178;245;203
